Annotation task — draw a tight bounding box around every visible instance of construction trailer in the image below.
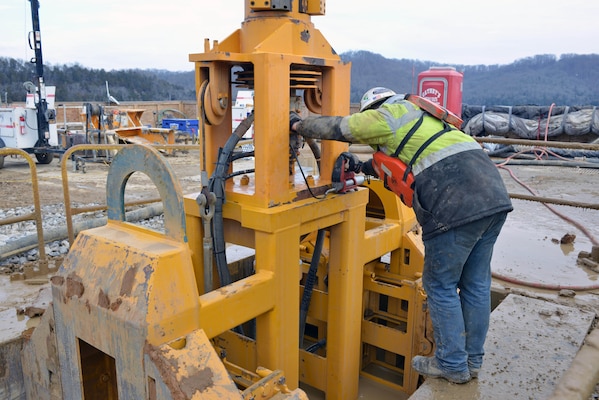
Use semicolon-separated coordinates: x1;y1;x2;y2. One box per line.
22;1;433;399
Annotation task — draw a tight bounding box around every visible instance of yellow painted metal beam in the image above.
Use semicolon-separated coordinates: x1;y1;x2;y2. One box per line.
199;271;276;339
326;202;367;400
299;350;327;391
362;221;403;263
254;224;301;390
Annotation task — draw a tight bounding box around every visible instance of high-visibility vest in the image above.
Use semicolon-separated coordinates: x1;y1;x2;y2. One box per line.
372;111;455;207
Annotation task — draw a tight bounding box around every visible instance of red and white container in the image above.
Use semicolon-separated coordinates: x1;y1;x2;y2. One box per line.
418;67;463;117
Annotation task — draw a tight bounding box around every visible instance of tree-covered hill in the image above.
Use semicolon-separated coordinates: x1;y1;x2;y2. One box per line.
0;58;195;104
1;52;597;106
344;51;599;106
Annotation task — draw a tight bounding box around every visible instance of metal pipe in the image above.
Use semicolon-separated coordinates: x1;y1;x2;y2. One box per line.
0;203;164;261
475;136;599;151
497;159;599;168
508;193;599;210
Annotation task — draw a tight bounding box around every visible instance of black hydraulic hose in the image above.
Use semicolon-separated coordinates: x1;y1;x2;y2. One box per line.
299;229;326;347
306;338;327;353
305;137;321;169
230;150;255;161
208;111;254;287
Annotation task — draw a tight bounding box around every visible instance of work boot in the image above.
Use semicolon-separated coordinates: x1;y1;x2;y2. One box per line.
411;356;471;384
468;361;480;379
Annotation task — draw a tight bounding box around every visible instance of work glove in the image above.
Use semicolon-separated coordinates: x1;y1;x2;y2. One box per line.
340;152;362;173
361;159;378;177
289;111;302;132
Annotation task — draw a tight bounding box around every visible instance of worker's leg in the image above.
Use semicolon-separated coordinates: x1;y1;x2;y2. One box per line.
459;211;507;374
420;227;471;376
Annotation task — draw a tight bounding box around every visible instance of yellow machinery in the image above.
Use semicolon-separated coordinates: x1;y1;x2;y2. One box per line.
21;1;432;399
81;104;176;148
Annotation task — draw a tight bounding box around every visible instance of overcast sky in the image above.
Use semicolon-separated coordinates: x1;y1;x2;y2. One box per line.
2;0;598;72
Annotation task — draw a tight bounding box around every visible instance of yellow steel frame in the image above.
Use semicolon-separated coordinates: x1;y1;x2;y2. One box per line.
45;144;308;399
183;1;430;398
40;1;430;399
190;1;348;208
294;180;432;395
187;2;362;398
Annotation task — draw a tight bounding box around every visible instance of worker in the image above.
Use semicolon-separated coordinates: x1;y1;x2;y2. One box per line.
289;87;513;384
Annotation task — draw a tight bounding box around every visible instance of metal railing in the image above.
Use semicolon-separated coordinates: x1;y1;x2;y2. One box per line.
0;148;47;267
61;143;201;244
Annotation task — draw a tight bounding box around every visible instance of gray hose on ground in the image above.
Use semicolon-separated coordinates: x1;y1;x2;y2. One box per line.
548;327;599;400
493;159;599;169
0;203;164;261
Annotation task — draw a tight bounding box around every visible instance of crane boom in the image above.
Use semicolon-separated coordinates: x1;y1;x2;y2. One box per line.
28;0;51;146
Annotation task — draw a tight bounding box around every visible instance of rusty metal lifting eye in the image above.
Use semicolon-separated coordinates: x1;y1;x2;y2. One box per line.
196;192;216;220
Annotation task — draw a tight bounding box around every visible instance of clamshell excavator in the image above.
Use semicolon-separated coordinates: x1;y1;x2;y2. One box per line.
21;1;432;399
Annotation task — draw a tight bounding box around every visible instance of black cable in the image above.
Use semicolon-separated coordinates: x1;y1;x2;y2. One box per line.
299;229;326;347
289;144;327;200
226;169;255;180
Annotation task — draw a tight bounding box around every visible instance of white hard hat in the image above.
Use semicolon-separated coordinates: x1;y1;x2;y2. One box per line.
359;87;396;112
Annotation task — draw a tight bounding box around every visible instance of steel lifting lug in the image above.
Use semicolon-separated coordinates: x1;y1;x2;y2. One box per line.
196;191;216;221
196;190;217;293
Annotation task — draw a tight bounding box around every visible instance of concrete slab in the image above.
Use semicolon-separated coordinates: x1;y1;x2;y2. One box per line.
408;294;596;400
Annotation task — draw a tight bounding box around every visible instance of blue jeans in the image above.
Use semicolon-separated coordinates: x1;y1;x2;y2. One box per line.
422;212;508;373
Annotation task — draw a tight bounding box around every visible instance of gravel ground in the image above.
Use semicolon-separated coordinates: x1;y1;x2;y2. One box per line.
0;203;165;273
0;148;202;274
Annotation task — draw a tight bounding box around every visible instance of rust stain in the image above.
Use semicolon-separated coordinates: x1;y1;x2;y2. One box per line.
180;367;214;394
50;276;64;286
120;266;138;296
110;298;123;311
144;342;187;400
98;289;110;309
65;273;84;299
21;327;35;341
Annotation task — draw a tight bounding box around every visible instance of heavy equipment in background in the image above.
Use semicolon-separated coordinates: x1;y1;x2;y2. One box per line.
21;1;432;399
0;0;59;169
76;102;176;163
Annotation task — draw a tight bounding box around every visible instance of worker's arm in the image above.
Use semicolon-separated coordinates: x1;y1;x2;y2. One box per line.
290;111;395;146
290;113;350;142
